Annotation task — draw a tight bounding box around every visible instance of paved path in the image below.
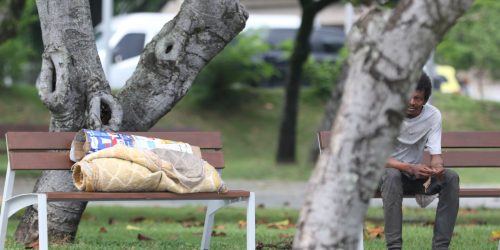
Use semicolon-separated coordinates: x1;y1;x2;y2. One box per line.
2;178;500;209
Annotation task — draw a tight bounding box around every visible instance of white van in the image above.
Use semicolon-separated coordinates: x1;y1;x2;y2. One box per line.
95;13;174;89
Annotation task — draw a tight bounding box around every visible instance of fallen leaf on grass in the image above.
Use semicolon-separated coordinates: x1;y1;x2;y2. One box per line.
130;216;146;223
256;240;292;250
137;233;153;241
181;220;203;228
81;213;96;221
238;220;247;229
365;225;384;239
99;227;107;233
211;230;227;237
25;240;39;249
422;221;435;227
467;219;487;225
491;230;500;241
459;208;478;215
126;225;142;231
278;233;292;239
267;219;295;230
257;218;269;225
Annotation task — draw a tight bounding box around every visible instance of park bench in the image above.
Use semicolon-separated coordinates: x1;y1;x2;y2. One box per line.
318;131;500;250
0;131;255;250
318;131;500;198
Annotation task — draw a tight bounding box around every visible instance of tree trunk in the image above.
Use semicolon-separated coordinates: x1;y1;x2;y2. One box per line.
276;0;338;163
15;0;247;245
276;5;317;163
293;1;472;249
308;62;349;162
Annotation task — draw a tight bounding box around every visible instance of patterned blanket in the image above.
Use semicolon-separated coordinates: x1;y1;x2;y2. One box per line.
71;144;226;193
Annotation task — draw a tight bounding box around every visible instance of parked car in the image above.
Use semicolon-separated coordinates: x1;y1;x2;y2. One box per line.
257;25;345;86
94;13;174;89
434;65;461;94
95;13;345;89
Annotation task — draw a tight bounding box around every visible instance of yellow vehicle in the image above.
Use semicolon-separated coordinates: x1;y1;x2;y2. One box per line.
435;65;461;94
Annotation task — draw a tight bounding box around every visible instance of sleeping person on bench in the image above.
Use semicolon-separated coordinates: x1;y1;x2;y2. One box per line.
380;72;460;250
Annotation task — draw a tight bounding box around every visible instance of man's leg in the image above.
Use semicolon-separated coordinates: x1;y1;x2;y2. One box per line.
381;168;404;250
432;169;460;250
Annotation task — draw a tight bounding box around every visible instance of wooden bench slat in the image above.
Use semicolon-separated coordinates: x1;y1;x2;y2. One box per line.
421;151;500;167
6;131;222;150
47;190;250;201
9;151;225;170
373;188;500;198
438;151;500;167
319;131;500;149
320;131;500;167
442;132;500;148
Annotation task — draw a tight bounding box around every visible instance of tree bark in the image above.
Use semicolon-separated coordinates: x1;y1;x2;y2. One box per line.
308;62;349;162
276;0;338;163
293;0;472;249
15;0;247;245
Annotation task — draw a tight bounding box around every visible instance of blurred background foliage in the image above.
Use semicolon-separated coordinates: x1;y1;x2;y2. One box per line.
0;0;41;87
437;0;500;79
190;33;276;106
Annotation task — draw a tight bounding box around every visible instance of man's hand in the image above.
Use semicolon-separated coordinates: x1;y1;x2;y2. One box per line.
430;154;445;177
408;164;435;179
431;164;445;179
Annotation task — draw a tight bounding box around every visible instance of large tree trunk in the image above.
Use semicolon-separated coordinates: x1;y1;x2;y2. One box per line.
15;0;247;245
308;62;348;162
293;0;472;249
276;0;337;163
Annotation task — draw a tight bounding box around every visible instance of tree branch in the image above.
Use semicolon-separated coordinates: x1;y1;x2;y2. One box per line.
117;0;248;131
314;0;339;13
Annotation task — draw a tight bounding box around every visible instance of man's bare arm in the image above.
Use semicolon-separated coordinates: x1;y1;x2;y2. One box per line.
430;154;445;175
387;158;434;178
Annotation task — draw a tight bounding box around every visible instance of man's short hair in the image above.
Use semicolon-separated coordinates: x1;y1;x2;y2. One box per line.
416;73;432;101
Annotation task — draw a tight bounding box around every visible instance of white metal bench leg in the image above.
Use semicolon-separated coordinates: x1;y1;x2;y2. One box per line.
0;164;14;250
0;199;10;250
0;194;47;250
38;194;48;250
357;224;364;250
200;194;256;250
246;192;255;250
0;165;48;250
201;200;229;250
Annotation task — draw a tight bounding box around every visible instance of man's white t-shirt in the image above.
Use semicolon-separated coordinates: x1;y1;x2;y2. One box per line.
391;104;442;165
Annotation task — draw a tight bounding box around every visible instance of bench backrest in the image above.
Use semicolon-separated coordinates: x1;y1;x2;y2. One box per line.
318;131;500;168
6;132;224;171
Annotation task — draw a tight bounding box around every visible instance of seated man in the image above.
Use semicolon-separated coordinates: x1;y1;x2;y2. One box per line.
381;73;460;250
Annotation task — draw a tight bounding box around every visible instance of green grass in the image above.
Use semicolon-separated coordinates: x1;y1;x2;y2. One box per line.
1;85;500;183
2;206;499;249
0;84;49;124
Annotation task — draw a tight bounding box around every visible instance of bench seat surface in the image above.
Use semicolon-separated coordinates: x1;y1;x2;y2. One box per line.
46;190;251;201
